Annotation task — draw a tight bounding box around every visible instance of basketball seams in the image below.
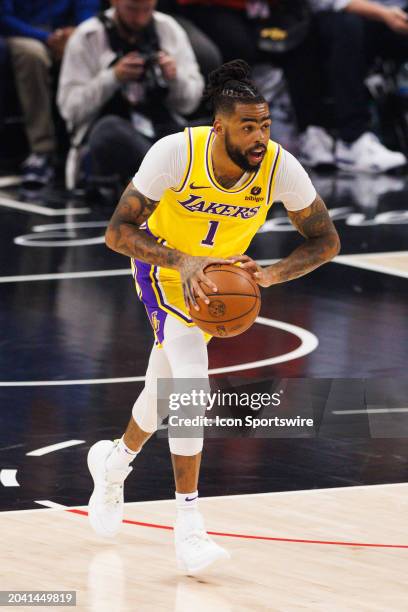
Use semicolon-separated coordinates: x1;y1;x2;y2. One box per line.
205;266;261;297
191;263;261;336
192;296;260;324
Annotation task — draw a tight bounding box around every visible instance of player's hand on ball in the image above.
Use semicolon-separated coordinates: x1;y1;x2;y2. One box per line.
178;255;234;311
229;255;270;287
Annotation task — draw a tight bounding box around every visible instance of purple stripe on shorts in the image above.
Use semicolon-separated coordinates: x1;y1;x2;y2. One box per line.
133;258;166;345
132;224;192;342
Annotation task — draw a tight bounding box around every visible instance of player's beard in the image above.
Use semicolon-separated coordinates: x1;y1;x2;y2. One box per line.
225;130;264;172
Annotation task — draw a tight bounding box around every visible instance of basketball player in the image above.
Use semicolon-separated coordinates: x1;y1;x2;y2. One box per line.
87;60;340;574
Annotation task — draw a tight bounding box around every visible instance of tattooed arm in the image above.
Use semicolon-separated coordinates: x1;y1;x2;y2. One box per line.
232;194;340;287
105;182;185;268
105;182;232;309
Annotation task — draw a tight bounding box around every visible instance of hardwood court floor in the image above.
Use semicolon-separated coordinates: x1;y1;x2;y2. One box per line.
2;484;408;611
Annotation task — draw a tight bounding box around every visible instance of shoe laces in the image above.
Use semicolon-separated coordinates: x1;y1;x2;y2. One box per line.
183;529;212;549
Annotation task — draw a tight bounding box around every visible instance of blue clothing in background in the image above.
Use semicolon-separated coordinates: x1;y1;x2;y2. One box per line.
0;0;100;42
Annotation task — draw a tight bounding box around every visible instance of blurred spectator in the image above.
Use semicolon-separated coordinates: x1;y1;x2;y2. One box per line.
156;0;222;79
0;0;99;188
57;0;204;189
303;0;408;172
175;1;331;161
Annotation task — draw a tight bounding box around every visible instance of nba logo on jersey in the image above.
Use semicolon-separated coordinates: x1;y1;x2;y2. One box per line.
151;311;160;333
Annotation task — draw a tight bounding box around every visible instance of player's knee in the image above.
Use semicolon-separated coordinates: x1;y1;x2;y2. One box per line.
132;388;159;434
172;364;208;380
168;436;204;456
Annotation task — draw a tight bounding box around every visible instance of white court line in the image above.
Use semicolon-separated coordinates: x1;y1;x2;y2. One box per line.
26;440;85;456
333;408;408;415
32;221;108;231
0;316;318;387
0;253;406;285
253;255;408;279
0;194;90;217
0;469;19;487
0;176;21;188
14;234;106;247
210;316;318;375
0;375;145;387
0;482;406;515
335;254;408;279
35;500;67;510
5;481;401;515
0;269;131;284
340;250;408;259
120;481;408;503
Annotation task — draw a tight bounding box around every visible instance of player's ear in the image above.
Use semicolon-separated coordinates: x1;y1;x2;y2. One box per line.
213;117;223;136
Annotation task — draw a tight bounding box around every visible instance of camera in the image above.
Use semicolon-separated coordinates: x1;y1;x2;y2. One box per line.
98;13;168;95
139;52;169;95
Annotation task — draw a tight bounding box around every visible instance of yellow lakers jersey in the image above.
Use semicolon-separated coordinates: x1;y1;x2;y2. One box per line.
146;126;282;259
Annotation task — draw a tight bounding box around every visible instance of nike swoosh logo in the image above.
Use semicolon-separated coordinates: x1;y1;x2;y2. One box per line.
185;495;198;502
190;182;211;190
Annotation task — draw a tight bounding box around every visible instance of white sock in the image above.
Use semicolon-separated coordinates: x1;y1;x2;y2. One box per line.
105;436;138;470
175;490;199;512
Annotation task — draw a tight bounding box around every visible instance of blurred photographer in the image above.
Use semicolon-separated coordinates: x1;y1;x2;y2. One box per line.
1;0;99;188
57;0;204;189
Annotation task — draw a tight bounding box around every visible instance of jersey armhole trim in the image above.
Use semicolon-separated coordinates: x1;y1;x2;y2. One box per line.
266;144;282;206
170;127;193;193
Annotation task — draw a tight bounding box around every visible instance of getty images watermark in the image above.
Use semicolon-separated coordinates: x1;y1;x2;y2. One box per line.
156;380;315;438
167;389;313;429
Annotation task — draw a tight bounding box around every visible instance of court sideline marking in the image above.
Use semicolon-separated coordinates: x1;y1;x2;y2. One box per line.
0;194;90;216
30;495;408;550
0;470;19;487
0;254;406;284
0;481;405;515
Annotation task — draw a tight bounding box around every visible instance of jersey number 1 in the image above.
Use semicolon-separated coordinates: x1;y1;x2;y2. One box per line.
201;220;220;247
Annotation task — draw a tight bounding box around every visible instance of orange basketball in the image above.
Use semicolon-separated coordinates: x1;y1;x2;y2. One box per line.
189;264;261;338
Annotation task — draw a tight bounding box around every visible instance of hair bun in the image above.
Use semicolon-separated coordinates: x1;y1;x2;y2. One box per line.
204;59;263;114
207;59;252;91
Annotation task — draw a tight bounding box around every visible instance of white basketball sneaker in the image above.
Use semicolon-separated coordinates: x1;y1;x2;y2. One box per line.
298;126;335;167
87;440;132;538
335;132;407;173
175;510;230;574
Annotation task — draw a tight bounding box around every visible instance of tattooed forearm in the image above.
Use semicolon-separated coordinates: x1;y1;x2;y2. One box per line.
266;195;340;285
105;182;186;269
288;194;338;240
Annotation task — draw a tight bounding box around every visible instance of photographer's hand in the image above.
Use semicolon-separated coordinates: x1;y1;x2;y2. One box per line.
383;6;408;35
346;1;408;35
47;27;75;60
114;52;145;82
157;51;177;81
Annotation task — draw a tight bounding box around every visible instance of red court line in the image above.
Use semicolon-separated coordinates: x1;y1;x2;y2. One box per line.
67;508;408;549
